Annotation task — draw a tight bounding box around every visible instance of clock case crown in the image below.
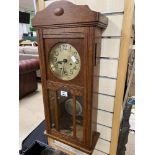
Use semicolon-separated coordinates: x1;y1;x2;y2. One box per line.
32;1;108;154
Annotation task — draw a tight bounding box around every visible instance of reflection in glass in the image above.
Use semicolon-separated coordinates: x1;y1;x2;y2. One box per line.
48;89;84;141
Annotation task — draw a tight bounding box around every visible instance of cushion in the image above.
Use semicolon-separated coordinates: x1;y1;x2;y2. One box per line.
19;59;39;74
23;46;38;55
19;46;24;54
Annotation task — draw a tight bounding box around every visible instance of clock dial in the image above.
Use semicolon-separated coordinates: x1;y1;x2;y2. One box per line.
49;43;81;81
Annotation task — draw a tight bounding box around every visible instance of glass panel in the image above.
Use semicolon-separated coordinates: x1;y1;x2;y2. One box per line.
57;89;73;137
75;96;84;141
48;89;84;140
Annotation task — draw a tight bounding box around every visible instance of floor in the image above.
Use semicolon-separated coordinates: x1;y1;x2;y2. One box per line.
19;83;44;148
19;82;135;154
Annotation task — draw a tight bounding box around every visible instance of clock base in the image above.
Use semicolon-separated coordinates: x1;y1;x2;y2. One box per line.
45;131;100;155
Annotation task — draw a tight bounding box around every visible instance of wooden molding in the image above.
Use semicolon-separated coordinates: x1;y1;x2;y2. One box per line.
33;1;108;29
109;0;134;155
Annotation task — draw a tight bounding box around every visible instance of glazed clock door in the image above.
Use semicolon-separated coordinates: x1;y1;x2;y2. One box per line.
44;34;86;143
48;87;84;141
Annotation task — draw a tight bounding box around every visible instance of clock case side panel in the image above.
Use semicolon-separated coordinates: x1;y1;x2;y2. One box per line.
85;27;103;150
91;28;103;145
37;29;52;134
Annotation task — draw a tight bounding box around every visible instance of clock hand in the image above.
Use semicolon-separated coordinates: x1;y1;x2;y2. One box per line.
62;59;68;74
57;59;68;64
63;59;67;63
61;61;66;76
57;61;63;64
63;59;68;73
60;67;64;76
57;59;68;75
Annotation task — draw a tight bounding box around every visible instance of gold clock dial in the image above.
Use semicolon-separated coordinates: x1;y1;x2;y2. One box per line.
49;43;81;81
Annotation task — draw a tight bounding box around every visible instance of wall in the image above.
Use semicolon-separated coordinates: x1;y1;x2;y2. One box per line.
19;23;28;40
44;0;125;155
19;11;35;39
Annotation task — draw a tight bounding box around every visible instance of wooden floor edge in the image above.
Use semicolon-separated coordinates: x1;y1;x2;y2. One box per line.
109;0;134;155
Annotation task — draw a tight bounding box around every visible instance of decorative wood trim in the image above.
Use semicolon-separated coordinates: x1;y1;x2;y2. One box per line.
109;0;134;155
47;80;84;96
36;0;45;11
33;1;108;29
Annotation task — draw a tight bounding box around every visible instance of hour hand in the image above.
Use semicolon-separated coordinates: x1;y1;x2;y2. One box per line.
57;61;62;64
57;59;68;64
63;59;67;63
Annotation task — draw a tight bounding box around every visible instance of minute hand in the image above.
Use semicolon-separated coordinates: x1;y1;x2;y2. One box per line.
57;59;68;64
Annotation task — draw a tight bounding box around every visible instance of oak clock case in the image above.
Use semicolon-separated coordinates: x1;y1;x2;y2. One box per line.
32;1;108;154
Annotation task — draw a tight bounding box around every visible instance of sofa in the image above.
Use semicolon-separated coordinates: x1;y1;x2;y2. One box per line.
19;46;41;78
19;46;39;60
19;59;40;99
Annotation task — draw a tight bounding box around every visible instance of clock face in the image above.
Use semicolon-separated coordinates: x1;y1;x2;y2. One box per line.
49;43;81;81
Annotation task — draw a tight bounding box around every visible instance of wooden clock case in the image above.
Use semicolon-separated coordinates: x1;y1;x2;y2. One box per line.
32;1;108;154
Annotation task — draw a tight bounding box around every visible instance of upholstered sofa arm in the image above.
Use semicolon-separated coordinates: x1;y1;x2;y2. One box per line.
19;59;39;74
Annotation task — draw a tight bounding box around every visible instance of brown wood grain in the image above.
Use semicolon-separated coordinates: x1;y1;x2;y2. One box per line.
32;1;108;154
33;1;108;29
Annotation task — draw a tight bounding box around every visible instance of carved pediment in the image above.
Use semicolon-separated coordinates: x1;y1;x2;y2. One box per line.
32;0;108;29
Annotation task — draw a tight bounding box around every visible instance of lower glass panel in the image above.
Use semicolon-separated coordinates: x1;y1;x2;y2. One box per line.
48;89;84;141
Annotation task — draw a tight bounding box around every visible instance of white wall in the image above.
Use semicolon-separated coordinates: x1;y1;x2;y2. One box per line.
19;23;28;40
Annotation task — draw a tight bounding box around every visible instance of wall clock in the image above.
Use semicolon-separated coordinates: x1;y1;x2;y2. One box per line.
32;1;108;154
